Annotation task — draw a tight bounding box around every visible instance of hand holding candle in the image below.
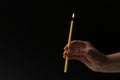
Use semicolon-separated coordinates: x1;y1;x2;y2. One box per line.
64;13;75;73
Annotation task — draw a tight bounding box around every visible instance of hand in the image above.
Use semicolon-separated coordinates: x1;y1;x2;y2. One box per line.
63;40;94;60
63;40;102;71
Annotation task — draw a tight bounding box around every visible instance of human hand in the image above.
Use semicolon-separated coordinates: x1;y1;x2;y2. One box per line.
63;40;107;72
63;40;94;60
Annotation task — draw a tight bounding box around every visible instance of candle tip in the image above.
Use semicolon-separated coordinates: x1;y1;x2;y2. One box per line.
72;13;75;19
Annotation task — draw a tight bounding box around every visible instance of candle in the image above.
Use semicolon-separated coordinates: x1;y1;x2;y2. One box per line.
64;13;75;73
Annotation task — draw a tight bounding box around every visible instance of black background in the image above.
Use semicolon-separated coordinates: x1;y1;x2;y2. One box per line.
0;0;120;80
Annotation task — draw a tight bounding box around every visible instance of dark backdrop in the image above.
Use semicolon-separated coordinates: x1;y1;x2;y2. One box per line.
0;0;120;80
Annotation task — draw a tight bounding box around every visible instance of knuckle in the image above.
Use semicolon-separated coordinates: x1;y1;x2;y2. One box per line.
72;40;78;43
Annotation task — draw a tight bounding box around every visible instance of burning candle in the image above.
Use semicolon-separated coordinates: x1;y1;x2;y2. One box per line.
64;13;75;73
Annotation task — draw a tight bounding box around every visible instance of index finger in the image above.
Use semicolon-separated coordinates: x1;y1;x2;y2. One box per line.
64;44;68;50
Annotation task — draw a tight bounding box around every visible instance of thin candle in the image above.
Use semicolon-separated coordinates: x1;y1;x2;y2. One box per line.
64;13;75;73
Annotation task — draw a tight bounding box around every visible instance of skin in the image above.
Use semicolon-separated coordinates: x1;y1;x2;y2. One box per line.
63;40;120;73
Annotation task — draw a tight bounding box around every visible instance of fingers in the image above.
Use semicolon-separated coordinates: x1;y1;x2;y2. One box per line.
71;40;89;49
63;40;93;60
64;44;68;50
63;52;84;61
63;40;87;50
63;50;71;59
63;50;80;60
63;51;67;59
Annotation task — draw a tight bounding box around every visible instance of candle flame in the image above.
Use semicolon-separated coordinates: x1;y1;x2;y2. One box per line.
72;13;75;19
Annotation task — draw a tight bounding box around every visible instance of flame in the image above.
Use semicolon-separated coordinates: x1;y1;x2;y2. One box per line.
72;13;75;19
